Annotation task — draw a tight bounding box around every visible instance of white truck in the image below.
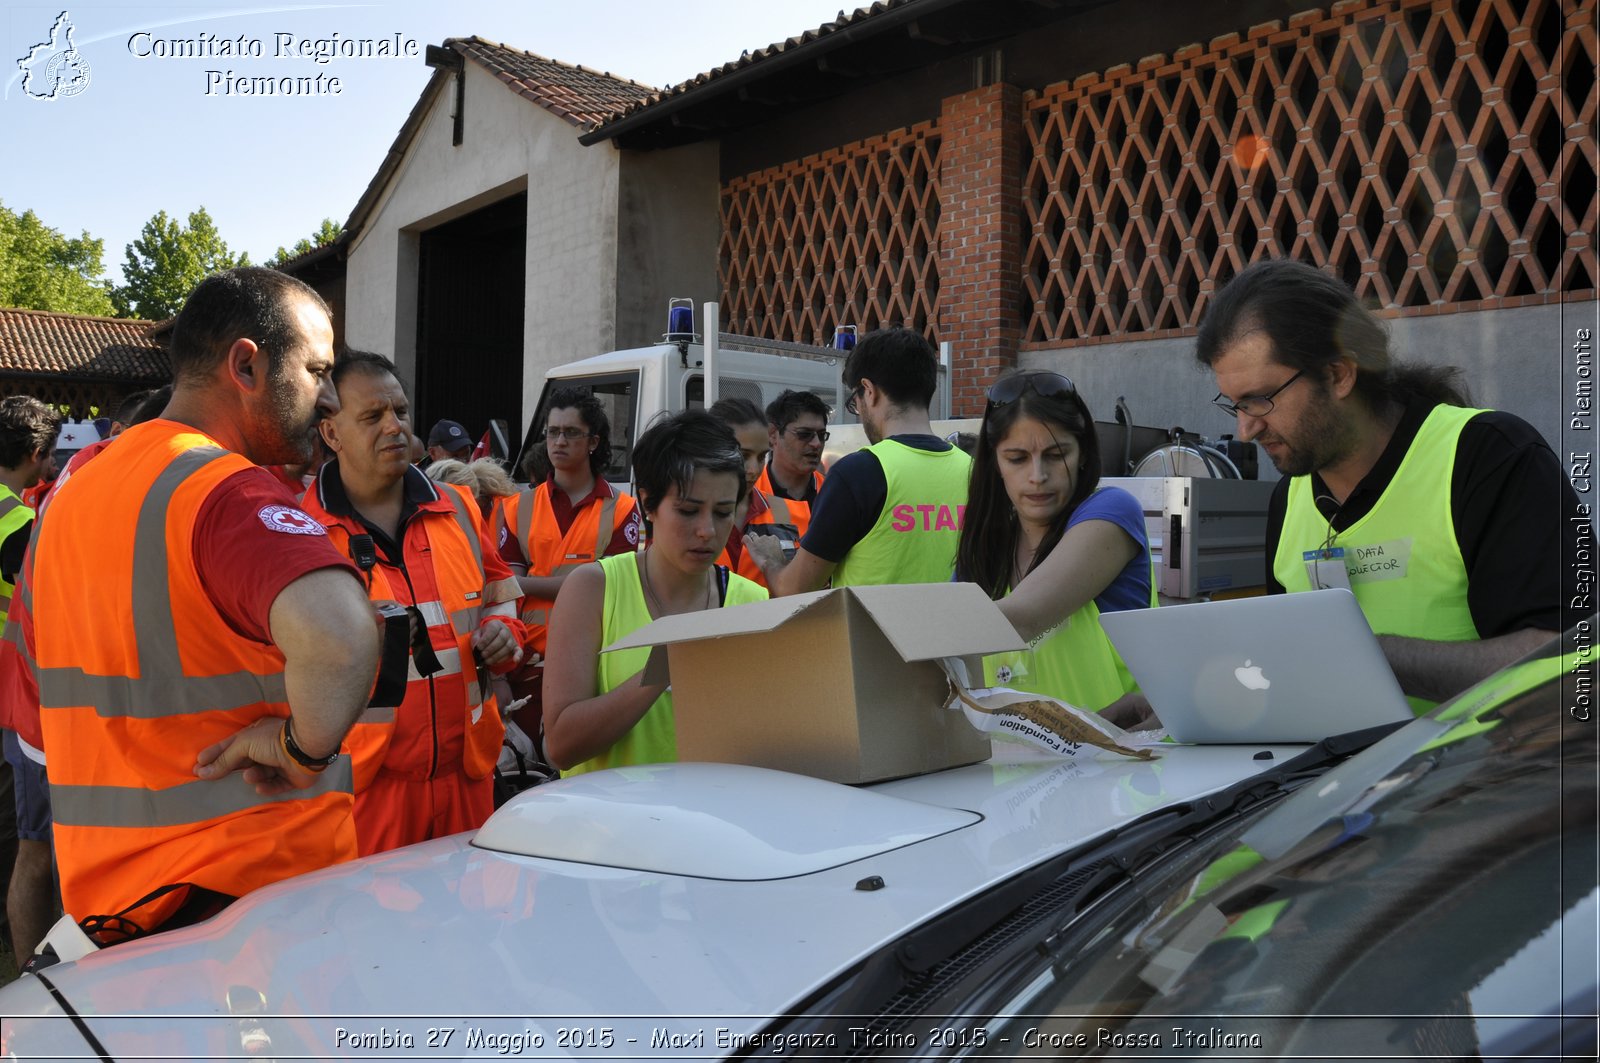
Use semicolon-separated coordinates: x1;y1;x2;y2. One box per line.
511;304;964;485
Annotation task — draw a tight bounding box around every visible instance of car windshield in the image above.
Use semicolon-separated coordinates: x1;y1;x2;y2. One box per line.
945;636;1596;1060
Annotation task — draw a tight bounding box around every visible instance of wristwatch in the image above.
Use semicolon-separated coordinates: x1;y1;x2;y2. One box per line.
280;717;340;773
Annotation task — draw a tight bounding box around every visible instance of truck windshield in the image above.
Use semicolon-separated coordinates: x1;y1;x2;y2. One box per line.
516;372;639;486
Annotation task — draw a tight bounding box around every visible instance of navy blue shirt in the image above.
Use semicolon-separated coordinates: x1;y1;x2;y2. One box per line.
800;435;955;563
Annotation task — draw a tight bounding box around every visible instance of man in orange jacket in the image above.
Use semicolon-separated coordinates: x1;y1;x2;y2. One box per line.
303;352;525;855
27;267;381;942
759;389;829;543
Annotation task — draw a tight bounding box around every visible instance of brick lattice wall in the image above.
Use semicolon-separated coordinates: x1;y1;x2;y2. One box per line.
1021;0;1599;345
720;122;942;345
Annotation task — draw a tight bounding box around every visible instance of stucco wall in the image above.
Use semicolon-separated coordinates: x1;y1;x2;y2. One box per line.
614;143;721;350
344;62;622;424
1018;302;1596;465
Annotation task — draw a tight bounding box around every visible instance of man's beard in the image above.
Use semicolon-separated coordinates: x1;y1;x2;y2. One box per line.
255;364;317;465
1258;384;1350;478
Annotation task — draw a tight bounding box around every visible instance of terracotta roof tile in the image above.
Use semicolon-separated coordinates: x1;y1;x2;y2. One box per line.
0;308;170;382
598;3;888;127
449;37;655;131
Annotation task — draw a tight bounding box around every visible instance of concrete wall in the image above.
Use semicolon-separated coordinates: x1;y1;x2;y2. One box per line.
614;142;722;350
1018;303;1593;467
345;61;622;424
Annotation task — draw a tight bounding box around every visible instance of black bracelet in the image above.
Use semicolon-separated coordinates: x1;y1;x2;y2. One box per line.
281;717;339;771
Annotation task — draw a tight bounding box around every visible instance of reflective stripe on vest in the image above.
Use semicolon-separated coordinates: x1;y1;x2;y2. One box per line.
300;477;501;784
53;758;354;828
759;490;792;526
38;448;288;716
441;484;484;572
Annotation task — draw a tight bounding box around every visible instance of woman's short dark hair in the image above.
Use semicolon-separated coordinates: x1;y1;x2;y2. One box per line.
955;372;1102;600
631;409;748;523
546;386;612;479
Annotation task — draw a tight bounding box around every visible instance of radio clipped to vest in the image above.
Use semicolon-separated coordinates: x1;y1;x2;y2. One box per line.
348;534;434;702
371;602;411;708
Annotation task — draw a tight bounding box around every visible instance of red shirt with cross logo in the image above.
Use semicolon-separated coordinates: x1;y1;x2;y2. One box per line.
192;467;359;643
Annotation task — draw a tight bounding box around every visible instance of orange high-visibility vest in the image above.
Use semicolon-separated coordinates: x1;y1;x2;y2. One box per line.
715;491;792;589
0;440;114;750
301;475;521;789
494;481;637;655
31;420;358;928
754;465;820;542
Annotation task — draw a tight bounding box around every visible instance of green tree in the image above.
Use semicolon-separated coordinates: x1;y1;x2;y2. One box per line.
113;206;249;319
269;217;342;266
0;200;116;315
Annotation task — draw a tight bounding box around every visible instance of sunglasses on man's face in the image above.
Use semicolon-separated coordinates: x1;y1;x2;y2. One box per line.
985;371;1078;407
786;427;829;444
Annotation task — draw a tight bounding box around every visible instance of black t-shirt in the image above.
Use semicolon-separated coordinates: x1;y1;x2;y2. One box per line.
799;435;953;563
1263;400;1584;636
0;519;32;584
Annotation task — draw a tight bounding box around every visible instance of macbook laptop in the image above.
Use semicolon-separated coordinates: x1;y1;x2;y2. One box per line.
1099;589;1413;744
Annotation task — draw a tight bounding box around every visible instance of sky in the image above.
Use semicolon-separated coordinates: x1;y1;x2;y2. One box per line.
1;0;857;285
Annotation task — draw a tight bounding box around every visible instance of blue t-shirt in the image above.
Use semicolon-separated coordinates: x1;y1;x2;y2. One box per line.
1068;486;1150;613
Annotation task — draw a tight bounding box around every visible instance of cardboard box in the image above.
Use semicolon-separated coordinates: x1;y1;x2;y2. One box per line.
605;582;1027;784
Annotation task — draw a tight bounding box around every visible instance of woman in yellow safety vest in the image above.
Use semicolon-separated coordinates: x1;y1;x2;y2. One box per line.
542;411;767;774
955;371;1154;714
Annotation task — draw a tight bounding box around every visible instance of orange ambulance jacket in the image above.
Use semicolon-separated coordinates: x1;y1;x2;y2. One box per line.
300;464;524;790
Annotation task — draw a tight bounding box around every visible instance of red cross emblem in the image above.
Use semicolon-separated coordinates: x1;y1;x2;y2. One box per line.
257;505;326;537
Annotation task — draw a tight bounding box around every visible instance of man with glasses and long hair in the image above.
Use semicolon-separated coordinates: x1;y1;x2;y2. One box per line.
750;327;970;593
1198;258;1583;710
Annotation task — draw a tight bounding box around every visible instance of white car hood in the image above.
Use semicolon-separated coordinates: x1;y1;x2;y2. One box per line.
0;744;1299;1059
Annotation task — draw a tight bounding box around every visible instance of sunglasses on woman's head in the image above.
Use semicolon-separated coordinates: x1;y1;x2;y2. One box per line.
985;371;1078;408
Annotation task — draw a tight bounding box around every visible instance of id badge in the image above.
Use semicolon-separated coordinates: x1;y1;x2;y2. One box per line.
1302;547;1351;591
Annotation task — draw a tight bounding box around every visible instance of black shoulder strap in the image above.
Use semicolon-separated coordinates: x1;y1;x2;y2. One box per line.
715;564;730;607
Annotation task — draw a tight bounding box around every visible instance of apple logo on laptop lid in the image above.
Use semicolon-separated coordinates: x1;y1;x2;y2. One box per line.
1235;660;1271;691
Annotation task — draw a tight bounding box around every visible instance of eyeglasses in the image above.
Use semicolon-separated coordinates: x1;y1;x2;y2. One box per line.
985;371;1078;408
786;426;829;444
544;427;592;441
1212;370;1304;418
844;385;863;417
